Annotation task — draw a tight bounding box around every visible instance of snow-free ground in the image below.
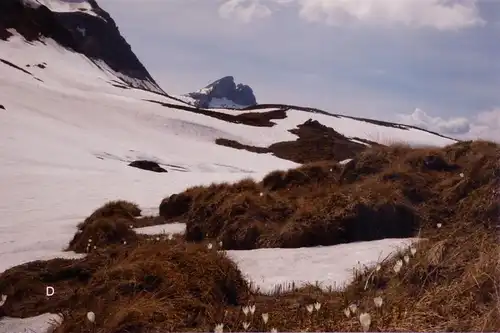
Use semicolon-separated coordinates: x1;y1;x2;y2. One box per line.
0;35;439;332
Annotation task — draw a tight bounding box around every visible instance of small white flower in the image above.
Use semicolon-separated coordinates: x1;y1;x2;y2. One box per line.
375;264;381;272
259;192;264;197
242;306;249;316
123;241;127;245
249;304;256;315
359;312;371;332
270;328;278;333
373;296;383;308
403;255;410;264
262;313;269;324
393;259;403;273
93;246;96;249
314;301;321;311
437;223;442;229
129;225;133;228
242;322;250;330
156;237;160;241
343;308;351;318
167;234;173;240
214;323;224;333
219;241;223;248
88;238;92;243
410;246;417;256
207;243;213;250
86;311;95;323
306;304;314;313
0;294;7;307
459;173;464;178
348;303;358;313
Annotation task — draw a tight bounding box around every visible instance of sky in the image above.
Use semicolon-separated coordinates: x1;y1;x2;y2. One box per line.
98;0;499;142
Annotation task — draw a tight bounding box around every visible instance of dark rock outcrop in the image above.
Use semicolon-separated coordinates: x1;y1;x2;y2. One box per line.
0;0;164;94
186;76;257;109
129;160;168;173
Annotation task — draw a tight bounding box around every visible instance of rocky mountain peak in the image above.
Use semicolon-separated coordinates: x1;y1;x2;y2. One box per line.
185;76;257;109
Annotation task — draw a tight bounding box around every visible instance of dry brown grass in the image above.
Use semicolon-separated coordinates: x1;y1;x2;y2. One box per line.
161;141;499;250
0;140;498;332
215;119;368;164
68;201;166;253
0;239;251;332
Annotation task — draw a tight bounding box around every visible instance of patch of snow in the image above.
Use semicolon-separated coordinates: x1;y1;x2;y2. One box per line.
0;313;62;333
23;0;101;19
170;94;198;106
135;223;186;235
349;138;371;146
208;97;247;109
339;158;352;165
227;238;419;293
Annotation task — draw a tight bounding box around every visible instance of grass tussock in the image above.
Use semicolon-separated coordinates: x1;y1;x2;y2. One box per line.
0;240;250;332
80;200;141;227
161;141;499;250
68;201;165;253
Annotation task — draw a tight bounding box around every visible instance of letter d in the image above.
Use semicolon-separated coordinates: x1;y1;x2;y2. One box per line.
46;286;55;297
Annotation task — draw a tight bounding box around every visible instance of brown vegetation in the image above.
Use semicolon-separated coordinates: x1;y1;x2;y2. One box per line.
0;141;498;332
68;201;165;253
161;141;498;250
216;119;369;163
0;239;251;332
147;99;287;127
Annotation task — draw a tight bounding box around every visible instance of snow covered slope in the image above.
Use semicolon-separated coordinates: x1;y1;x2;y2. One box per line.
0;29;457;271
0;34;298;269
23;0;99;16
0;0;164;93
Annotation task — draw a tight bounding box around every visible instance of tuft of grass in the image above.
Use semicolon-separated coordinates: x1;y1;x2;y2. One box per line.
156;141;498;250
1;240;251;332
68;201;167;253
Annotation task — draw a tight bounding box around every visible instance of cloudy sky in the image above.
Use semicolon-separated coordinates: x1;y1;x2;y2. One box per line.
99;0;499;142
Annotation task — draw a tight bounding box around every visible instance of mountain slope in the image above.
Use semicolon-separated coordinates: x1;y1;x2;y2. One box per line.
0;0;164;93
0;0;458;273
1;2;495;333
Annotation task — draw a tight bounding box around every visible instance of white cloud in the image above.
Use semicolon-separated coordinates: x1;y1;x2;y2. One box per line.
217;0;485;30
398;108;500;142
218;0;272;23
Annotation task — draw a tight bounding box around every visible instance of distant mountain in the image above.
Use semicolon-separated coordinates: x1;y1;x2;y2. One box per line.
181;76;257;109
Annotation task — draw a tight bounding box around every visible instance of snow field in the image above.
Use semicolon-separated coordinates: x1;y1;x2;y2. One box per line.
0;34;443;332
